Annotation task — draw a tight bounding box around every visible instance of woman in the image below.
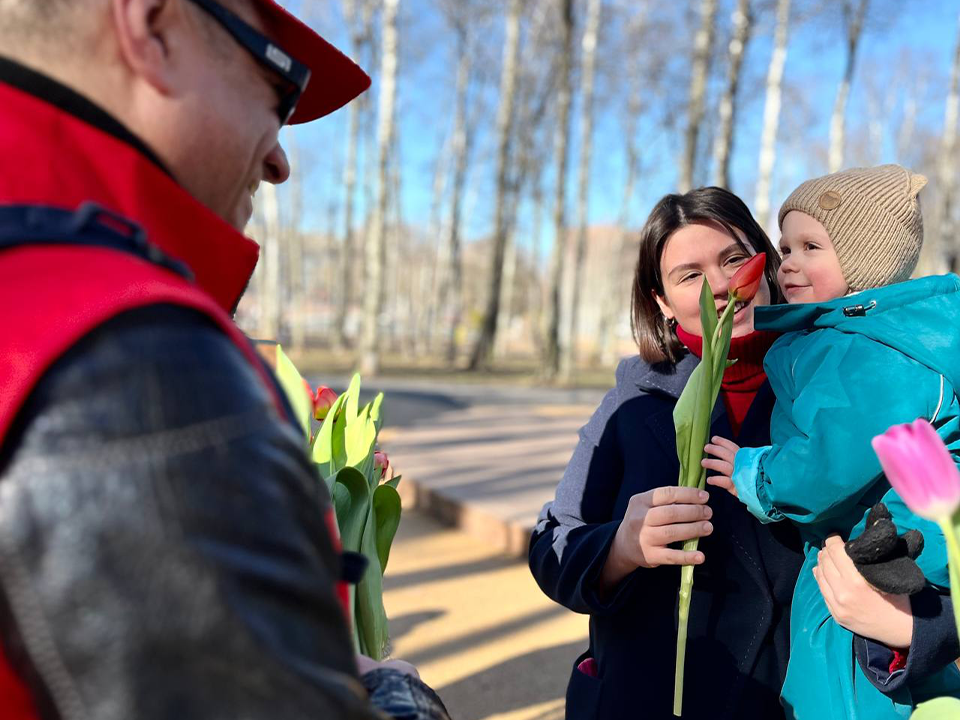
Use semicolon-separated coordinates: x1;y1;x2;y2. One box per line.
528;187;959;720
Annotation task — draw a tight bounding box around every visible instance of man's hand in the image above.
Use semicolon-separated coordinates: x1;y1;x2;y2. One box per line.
600;486;713;592
356;654;421;680
813;535;913;650
702;436;740;498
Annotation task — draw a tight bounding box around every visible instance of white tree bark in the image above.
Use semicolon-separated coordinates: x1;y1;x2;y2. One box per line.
468;0;523;370
711;0;752;189
754;0;791;231
359;0;399;376
561;0;602;381
928;11;960;274
679;0;717;193
828;0;870;173
441;15;473;365
258;181;282;342
543;0;575;380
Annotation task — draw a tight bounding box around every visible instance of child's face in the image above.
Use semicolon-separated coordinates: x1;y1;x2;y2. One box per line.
777;211;849;303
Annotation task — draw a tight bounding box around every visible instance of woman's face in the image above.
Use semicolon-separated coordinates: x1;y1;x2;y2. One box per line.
655;222;771;339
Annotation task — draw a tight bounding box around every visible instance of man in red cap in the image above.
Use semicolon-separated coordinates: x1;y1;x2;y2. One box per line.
0;1;448;718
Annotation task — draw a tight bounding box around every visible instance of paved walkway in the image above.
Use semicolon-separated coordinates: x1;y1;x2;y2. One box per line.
380;400;599;556
384;510;588;720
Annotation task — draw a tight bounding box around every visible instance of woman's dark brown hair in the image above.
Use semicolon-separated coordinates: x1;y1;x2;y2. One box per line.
631;186;783;364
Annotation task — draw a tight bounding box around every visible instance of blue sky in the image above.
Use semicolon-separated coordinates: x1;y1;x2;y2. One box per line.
280;0;959;251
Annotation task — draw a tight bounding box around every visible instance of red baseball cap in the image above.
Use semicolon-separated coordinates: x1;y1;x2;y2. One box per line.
253;0;371;124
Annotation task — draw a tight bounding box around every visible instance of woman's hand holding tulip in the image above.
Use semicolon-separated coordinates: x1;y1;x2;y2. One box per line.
600;486;714;592
813;534;913;649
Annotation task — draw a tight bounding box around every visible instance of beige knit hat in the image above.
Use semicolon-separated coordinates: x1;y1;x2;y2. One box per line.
777;164;928;291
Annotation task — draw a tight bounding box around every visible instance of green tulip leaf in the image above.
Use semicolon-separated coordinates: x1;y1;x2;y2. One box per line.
345;373;362;422
274;344;313;438
370;392;385;436
355;502;389;659
373;483;402;573
313;392;348;474
910;697;960;719
386;475;402;489
332;466;371;555
698;279;718;351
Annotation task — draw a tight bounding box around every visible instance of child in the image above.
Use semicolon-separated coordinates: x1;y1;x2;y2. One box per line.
704;164;960;719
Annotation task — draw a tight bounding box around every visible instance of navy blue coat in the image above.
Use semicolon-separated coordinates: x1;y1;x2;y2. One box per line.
529;354;802;719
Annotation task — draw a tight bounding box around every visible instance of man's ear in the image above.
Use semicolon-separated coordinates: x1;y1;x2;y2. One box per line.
111;0;186;95
654;291;674;321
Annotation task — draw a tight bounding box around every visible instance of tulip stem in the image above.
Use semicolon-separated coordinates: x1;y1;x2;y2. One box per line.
939;516;960;634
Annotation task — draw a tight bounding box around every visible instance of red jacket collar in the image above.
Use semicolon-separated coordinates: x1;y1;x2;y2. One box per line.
0;64;260;313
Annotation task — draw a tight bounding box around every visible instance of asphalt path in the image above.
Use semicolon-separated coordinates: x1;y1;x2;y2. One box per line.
306;374;606;432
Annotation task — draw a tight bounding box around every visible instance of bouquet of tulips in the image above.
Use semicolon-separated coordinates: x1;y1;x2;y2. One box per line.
267;344;402;661
672;253;766;716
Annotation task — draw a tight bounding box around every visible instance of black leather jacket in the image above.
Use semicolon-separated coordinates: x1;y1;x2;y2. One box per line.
0;304;448;720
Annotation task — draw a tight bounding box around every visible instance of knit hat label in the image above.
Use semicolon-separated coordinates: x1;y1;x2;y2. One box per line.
818;191;842;210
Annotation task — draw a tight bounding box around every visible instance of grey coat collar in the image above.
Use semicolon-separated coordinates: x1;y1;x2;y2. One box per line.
632;352;699;399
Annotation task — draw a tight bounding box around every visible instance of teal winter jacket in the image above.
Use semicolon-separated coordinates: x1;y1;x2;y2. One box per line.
731;274;960;719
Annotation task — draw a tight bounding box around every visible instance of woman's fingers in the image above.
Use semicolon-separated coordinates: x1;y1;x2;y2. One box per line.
645;502;712;526
647;520;713;545
813;564;839;617
647;485;709;507
648;548;706;566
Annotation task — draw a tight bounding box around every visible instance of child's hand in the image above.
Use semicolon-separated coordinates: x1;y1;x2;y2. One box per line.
702;436;740;498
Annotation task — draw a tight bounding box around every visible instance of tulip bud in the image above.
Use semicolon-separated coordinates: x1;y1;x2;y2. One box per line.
374;450;390;479
872;419;960;521
313;386;338;421
729;253;766;302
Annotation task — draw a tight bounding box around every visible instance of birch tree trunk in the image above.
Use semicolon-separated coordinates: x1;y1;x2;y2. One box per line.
679;0;717;193
259;181;282;342
335;0;364;348
359;0;399;376
442;18;473;365
828;0;870;173
600;120;639;367
542;0;575;380
930;12;960;274
754;0;791;231
468;0;523;370
711;0;752;189
559;0;601;381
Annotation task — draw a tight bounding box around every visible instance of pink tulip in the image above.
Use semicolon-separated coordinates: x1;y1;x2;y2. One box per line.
374;450;390;478
313;386;338;421
729;253;766;302
872;419;960;521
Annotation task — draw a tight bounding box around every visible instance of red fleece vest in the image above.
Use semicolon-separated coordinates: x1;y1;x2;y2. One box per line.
0;78;343;718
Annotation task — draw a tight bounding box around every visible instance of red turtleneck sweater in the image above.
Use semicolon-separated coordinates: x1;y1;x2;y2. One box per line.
675;325;779;437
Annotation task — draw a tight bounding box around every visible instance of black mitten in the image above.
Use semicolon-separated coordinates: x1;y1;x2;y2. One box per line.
843;502;926;595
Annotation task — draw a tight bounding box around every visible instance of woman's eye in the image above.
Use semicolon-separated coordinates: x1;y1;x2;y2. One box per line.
727;255;748;266
679;273;699;283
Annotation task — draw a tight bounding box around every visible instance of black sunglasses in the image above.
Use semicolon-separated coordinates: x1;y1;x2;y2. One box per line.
185;0;311;124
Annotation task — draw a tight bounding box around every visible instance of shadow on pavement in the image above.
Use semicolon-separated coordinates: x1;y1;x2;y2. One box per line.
388;609;446;643
405;605;570;668
436;639;584;720
384;556;521;592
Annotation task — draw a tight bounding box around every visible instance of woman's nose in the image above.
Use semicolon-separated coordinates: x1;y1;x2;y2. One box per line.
706;267;729;297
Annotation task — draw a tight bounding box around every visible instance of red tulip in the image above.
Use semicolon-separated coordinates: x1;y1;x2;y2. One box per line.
374;450;390;478
729;252;766;302
313;386;338;421
872;419;960;521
